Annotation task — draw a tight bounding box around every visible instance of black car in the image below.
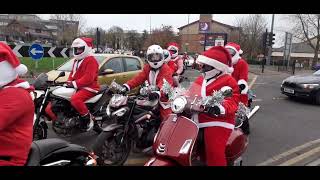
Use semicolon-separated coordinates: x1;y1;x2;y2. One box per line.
281;70;320;104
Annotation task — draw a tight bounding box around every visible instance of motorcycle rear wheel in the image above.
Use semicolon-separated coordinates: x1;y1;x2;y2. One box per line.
92;129;131;166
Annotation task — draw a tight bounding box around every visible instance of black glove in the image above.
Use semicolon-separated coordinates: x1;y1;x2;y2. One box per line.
148;92;160;101
65;82;74;88
207;106;221;116
239;84;246;91
173;72;178;76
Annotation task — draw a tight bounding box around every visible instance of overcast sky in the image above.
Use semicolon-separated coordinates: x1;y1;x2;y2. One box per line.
39;14;292;48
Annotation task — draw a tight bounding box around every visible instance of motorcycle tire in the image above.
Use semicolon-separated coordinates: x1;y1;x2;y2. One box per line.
33;121;48;140
92;129;131;166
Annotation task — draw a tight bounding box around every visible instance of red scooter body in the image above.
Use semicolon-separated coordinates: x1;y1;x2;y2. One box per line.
145;114;248;166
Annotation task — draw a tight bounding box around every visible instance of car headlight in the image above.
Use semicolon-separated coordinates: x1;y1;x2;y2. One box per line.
300;84;319;89
112;107;127;117
171;96;187;113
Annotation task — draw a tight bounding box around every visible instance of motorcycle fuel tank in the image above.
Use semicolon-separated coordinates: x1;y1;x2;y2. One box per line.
52;87;76;101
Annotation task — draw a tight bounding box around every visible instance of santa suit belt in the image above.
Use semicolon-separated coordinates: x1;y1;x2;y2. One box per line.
192;113;235;130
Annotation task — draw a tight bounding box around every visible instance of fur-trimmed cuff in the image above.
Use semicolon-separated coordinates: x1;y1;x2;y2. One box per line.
72;81;78;89
217;104;226;115
123;83;130;91
238;79;249;94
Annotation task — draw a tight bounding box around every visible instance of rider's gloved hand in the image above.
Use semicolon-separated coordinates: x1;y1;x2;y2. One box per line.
120;84;129;94
239;84;246;91
207;105;221;116
148;91;160;101
173;72;178;76
65;82;74;88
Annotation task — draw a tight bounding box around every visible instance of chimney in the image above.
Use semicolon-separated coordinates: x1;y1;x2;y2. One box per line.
199;14;212;22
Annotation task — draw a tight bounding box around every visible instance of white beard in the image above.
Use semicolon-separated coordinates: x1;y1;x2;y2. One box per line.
202;69;221;80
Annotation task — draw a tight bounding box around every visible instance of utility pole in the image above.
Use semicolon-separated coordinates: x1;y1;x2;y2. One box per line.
266;14;275;66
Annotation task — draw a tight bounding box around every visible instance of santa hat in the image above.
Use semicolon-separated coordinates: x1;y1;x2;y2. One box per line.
196;46;234;73
73;37;93;48
80;37;93;48
167;42;179;50
0;42;28;76
225;42;243;55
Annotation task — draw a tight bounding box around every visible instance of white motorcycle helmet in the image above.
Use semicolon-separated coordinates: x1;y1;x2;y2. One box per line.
167;44;179;59
146;45;164;69
71;38;93;60
163;49;171;63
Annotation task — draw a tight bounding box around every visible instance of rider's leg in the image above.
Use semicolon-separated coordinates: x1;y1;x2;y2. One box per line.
70;89;95;130
204;127;232;166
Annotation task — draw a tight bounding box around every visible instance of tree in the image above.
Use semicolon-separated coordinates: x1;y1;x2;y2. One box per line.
143;25;180;50
83;27;107;49
125;30;141;50
50;14;86;45
106;26;124;49
288;14;320;67
235;14;268;60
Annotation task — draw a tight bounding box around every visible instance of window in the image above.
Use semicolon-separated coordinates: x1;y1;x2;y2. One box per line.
57;59;74;71
124;57;141;72
101;58;123;73
35;29;41;33
93;56;107;65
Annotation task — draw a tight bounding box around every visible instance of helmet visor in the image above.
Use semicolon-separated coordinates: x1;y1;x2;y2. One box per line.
74;46;85;55
147;53;163;62
226;48;237;57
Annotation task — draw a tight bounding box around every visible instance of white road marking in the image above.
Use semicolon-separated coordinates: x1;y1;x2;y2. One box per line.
249;75;258;89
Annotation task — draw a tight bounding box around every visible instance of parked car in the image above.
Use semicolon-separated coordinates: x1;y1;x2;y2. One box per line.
281;70;320;104
46;54;144;94
312;63;320;71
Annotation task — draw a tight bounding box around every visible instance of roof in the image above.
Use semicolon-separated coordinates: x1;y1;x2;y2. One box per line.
178;19;238;30
272;52;316;58
7;20;48;30
273;42;316;53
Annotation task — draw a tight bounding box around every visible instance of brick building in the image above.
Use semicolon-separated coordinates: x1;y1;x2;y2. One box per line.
178;14;240;54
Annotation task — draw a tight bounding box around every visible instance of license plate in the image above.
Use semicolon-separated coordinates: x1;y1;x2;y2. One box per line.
284;88;294;94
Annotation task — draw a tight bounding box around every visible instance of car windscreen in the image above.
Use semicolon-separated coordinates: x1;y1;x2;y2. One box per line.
314;70;320;75
57;56;106;71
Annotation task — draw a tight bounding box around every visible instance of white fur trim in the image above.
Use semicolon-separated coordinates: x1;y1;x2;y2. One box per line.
72;81;78;89
201;78;206;98
16;64;28;75
239;49;243;54
225;45;238;53
83;87;98;93
123;83;130;91
217;104;226;115
197;55;233;73
4;81;31;89
238;79;249;94
0;61;18;87
148;70;159;86
198;121;234;130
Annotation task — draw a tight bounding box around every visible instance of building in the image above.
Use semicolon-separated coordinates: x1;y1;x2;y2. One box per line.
178;14;240;54
0;14;79;45
272;41;320;68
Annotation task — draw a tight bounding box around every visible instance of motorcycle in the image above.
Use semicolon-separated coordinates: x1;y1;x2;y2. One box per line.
25;138;97;166
145;83;248;166
92;80;161;166
31;72;111;140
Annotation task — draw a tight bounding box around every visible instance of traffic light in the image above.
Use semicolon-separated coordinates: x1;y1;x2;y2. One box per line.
268;32;275;46
262;32;269;48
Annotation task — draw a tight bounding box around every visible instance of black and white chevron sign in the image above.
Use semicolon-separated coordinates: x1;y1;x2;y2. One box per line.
8;44;71;58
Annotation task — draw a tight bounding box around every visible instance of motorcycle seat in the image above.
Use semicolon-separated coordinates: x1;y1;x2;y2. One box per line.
26;138;70;166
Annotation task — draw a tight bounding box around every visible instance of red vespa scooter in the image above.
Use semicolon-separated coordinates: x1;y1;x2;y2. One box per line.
145;86;248;166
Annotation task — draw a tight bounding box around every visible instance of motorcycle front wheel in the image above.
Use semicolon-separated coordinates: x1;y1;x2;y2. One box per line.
92;129;131;166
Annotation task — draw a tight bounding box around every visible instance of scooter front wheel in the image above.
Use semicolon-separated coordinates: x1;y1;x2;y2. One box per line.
92;129;131;166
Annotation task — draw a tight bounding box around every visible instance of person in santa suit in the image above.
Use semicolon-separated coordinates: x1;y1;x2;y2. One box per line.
46;37;100;132
188;46;240;166
0;42;34;166
122;45;174;121
163;49;171;64
225;42;249;106
166;42;184;87
225;42;250;135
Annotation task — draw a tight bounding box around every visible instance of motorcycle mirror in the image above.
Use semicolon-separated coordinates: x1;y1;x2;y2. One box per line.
53;71;66;83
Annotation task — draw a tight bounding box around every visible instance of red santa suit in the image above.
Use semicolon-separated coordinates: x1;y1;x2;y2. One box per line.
0;42;34;166
225;42;249;106
124;63;174;121
190;46;240;166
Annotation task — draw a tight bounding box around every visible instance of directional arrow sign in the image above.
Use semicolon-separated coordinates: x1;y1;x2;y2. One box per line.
48;47;56;58
61;48;68;58
13;45;23;57
29;44;44;60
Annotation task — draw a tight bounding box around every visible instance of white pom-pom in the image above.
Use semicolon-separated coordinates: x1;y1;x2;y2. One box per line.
239;49;243;54
16;64;28;75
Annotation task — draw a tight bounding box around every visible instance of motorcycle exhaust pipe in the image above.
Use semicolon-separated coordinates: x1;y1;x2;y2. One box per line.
247;106;260;120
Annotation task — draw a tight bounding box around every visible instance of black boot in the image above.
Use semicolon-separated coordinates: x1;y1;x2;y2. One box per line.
80;113;94;132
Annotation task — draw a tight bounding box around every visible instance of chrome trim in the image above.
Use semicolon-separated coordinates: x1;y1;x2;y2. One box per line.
156;143;166;154
145;157;156;166
179;139;193;154
42;160;71;166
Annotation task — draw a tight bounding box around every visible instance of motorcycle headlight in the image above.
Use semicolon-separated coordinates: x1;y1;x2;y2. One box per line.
112;107;127;117
171;96;187;113
300;83;319;89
